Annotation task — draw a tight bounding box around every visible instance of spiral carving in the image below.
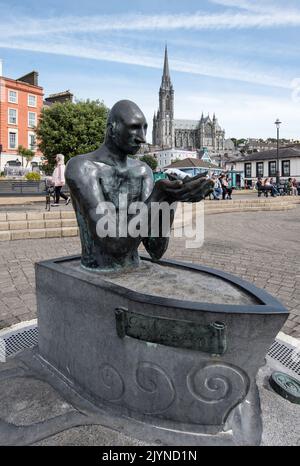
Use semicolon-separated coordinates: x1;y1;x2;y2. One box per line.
134;362;175;414
98;364;124;402
187;363;248;405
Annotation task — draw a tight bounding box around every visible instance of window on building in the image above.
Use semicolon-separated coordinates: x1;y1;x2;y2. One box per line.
244;162;252;178
28;133;36;151
8;90;17;103
8;108;17;125
28;94;37;107
256;162;264;177
166;95;170;111
282;160;290;177
268;161;277;177
28;112;36;128
9;131;17;149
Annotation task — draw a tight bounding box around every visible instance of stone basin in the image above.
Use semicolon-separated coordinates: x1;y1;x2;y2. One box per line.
36;255;289;446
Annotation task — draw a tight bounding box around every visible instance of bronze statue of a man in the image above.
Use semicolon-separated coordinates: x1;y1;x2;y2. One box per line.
65;100;213;271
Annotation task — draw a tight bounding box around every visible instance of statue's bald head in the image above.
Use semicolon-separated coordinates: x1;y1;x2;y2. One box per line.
106;100;147;155
107;100;145;127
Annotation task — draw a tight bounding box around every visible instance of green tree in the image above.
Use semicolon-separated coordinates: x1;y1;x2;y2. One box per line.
36;99;109;171
17;145;35;167
231;138;237;147
266;138;277;143
237;138;247;146
140;155;158;171
25;171;41;181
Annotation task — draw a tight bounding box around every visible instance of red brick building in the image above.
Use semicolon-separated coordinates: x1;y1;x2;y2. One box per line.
0;70;44;170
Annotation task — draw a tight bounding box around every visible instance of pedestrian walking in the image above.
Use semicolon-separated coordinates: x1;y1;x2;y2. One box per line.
51;154;70;206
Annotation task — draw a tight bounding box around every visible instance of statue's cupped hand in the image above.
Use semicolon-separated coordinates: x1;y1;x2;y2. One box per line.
154;176;214;203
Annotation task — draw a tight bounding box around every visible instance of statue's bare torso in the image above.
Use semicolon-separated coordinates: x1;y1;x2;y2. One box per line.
76;150;153;208
65;146;154;270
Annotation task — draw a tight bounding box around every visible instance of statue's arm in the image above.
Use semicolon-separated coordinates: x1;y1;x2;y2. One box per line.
141;168;214;261
65;157;105;237
141;165;176;261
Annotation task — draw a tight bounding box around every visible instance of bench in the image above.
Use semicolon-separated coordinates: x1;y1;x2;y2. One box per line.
257;185;273;197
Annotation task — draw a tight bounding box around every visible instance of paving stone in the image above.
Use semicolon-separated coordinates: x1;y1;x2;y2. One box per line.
44;211;61;220
45;229;62;238
9;221;28;231
0;231;11;241
29;229;46;239
0;222;9;231
11;230;30;240
0;316;19;329
61;211;76;219
28;220;45;229
7;212;26;221
62;227;78;237
26;212;44;220
61;219;77;227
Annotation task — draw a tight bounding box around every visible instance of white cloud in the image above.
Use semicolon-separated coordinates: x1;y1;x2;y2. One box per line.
1;7;300;39
209;0;269;12
0;37;291;90
174;91;300;138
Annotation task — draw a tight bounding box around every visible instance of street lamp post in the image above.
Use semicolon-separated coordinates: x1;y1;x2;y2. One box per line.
274;118;281;186
216;130;222;168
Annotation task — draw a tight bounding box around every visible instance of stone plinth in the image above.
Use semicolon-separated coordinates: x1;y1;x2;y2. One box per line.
36;255;289;446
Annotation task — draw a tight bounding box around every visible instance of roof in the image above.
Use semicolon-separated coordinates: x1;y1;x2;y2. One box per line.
1;75;43;90
46;90;73;98
164;158;219;169
174;118;223;131
231;145;300;162
174;119;199;130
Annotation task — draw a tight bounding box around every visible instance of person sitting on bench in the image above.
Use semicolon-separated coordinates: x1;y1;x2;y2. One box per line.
263;177;278;197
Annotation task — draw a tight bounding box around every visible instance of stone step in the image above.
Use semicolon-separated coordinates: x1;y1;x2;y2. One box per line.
179;201;298;212
0;226;79;241
204;202;298;210
172;204;296;228
0;218;77;231
204;205;296;215
0;199;298;241
204;196;300;205
0;210;76;222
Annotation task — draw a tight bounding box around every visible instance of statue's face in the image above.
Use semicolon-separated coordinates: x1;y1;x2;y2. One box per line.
112;111;147;155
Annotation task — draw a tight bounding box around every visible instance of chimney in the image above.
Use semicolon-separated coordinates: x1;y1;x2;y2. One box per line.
17;71;39;86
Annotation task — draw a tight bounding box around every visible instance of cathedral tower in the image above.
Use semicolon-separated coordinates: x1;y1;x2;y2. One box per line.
153;46;174;147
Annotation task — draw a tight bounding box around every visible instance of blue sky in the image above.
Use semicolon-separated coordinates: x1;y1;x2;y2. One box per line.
1;0;300;141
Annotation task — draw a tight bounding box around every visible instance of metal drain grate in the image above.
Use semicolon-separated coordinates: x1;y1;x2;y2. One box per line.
1;325;38;358
267;339;300;377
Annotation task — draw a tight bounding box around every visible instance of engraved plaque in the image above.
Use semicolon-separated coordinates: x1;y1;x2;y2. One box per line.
115;307;227;355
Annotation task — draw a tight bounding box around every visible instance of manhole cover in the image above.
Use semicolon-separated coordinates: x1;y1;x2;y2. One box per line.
270;371;300;404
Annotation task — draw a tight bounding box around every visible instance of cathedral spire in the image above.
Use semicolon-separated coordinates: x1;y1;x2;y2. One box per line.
161;45;171;87
163;45;170;79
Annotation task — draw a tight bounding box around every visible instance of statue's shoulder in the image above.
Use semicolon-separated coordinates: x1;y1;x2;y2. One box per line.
128;157;153;177
65;152;97;178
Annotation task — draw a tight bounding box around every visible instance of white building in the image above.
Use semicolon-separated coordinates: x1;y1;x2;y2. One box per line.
225;145;300;187
148;148;198;171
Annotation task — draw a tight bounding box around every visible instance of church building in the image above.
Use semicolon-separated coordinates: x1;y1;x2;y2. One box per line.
152;47;226;153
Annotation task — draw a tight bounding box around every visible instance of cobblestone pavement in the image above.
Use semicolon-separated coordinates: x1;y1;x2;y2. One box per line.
0;206;299;338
